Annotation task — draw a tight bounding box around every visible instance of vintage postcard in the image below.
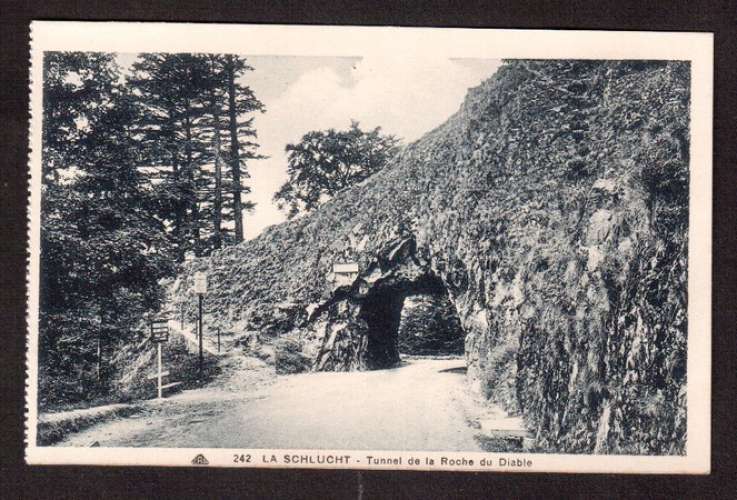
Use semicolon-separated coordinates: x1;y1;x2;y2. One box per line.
26;22;712;473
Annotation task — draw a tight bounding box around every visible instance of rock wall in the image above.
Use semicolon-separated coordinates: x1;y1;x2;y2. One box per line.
169;60;689;454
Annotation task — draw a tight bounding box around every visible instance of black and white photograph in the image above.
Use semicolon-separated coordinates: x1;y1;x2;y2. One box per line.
25;22;712;473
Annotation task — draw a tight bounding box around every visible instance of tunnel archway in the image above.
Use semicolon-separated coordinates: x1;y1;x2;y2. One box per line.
358;273;466;370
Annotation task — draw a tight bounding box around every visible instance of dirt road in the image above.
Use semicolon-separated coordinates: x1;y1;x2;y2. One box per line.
58;358;486;451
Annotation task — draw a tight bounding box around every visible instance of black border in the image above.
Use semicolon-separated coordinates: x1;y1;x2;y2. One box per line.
2;1;736;498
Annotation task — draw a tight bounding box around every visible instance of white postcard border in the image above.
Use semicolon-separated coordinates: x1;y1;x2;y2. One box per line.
26;21;713;473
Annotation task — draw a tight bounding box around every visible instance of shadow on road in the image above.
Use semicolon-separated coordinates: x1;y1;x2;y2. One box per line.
438;366;466;374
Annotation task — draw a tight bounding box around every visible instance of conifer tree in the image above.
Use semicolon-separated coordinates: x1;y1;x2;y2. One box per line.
130;53;264;254
129;53;212;260
222;54;265;242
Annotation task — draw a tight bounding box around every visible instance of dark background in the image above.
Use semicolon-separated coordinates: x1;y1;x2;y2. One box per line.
1;1;735;498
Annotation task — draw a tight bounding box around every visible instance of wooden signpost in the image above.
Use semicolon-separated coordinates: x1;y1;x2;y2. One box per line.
194;272;207;375
150;317;170;399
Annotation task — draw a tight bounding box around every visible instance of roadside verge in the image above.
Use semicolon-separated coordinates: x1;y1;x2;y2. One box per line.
37;403;143;446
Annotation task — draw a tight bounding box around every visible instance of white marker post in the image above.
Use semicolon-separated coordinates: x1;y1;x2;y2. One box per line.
157;342;162;399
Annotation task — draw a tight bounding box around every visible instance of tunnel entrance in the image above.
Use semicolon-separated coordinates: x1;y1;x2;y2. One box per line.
398;294;465;356
358;273;466;370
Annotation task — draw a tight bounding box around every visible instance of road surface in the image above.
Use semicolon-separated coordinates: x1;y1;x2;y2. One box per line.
58;358;486;451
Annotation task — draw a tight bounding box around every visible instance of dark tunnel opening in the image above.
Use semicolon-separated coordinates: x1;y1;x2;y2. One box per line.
359;289;405;369
358;273;466;370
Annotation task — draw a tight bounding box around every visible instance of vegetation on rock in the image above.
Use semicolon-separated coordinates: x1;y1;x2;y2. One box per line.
274;338;313;374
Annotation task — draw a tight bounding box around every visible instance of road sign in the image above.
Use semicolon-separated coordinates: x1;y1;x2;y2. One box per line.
194;272;207;294
192;272;208;375
333;262;359;274
332;262;359;286
150;319;169;342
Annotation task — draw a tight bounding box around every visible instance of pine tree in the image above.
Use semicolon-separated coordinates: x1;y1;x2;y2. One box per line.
129;54;213;260
130;53;264;255
222;54;264;243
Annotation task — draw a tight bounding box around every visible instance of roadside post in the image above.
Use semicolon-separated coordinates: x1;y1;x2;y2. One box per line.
149;316;170;399
194;271;207;376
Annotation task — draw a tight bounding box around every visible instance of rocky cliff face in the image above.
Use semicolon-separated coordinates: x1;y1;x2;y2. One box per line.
169;60;689;454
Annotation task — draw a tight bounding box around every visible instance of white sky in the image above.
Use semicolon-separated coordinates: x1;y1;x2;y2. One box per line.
117;54;502;239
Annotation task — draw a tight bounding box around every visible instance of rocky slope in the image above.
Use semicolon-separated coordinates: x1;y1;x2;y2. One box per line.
168;60;689;454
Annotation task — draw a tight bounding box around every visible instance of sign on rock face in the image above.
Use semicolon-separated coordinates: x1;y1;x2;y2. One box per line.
332;262;359;287
194;272;207;294
332;262;358;274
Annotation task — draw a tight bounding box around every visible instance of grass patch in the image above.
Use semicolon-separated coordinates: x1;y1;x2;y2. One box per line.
37;403;143;446
474;433;527;452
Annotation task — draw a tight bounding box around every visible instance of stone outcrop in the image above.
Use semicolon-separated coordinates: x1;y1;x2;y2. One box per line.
169;60;689;454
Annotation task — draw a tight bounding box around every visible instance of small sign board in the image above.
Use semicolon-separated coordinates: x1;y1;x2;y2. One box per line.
150;319;169;342
194;272;207;294
333;262;359;274
331;262;359;286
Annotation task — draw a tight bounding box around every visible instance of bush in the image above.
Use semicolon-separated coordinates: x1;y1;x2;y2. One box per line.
274;339;312;374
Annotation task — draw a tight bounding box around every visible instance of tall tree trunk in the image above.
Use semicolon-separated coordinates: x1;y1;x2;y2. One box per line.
96;311;103;383
226;56;244;243
184;110;201;257
171;157;186;263
167;102;186;262
212;111;223;250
